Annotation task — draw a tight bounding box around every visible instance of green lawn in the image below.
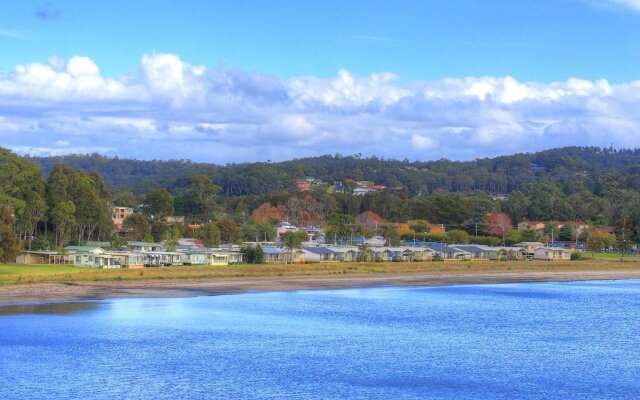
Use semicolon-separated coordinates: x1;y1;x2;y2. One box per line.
584;252;640;261
2;258;640;286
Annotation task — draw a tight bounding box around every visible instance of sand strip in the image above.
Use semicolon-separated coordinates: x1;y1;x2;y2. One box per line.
1;269;640;306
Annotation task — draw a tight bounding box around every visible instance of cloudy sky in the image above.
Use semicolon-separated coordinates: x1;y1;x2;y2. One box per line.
1;0;640;162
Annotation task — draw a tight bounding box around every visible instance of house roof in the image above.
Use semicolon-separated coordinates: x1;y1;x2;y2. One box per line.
536;247;570;252
326;246;358;253
426;243;468;254
64;245;103;252
262;246;283;255
453;245;496;253
21;250;61;255
128;241;161;246
303;246;335;255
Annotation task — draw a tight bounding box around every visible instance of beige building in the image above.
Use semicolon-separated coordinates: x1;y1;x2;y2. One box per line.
517;221;589;236
533;247;571;261
112;206;134;228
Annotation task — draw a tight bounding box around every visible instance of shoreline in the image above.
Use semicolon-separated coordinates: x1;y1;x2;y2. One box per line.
2;268;640;306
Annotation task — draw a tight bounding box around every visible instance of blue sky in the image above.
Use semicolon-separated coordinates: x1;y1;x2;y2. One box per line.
1;0;640;162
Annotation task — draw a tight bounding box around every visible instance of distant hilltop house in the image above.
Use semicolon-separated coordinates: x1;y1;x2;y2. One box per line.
276;222;325;241
164;216;186;224
590;226;616;235
294;176;325;192
353;181;386;196
517;220;589;236
295;180;311;192
112;206;134;228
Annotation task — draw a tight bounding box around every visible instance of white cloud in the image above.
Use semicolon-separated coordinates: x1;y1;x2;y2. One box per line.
0;28;29;40
588;0;640;12
606;0;640;11
0;53;639;163
411;134;438;150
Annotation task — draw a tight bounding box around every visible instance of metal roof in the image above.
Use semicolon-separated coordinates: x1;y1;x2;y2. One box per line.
303;246;335;255
262;246;283;255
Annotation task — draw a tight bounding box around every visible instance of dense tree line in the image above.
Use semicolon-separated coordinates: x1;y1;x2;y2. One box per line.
32;146;640;197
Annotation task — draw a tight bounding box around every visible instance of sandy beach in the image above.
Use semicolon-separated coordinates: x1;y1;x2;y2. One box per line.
2;268;640;306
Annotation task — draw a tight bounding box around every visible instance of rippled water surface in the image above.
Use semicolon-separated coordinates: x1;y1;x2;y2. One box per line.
1;280;639;399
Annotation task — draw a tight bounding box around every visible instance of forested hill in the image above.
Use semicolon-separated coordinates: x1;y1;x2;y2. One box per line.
31;147;640;196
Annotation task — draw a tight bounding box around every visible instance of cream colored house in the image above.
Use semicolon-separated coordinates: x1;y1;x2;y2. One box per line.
16;251;73;265
533;247;571;261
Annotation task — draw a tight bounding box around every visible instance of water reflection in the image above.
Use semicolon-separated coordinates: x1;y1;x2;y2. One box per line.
0;301;100;316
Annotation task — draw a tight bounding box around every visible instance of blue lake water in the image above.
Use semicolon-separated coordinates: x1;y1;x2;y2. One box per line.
1;280;639;399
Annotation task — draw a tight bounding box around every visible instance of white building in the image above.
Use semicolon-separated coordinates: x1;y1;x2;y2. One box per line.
533;247;571;261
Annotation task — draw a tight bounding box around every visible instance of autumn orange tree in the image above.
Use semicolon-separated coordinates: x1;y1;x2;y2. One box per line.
355;211;384;234
483;212;512;245
286;196;331;227
251;203;287;225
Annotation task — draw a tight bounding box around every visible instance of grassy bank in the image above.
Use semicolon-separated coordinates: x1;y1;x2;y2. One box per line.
2;258;640;286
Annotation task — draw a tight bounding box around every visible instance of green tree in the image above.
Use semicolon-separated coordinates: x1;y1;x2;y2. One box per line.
199;222;221;247
114;191;137;208
150;220;169;242
45;164;110;244
544;222;560;242
444;229;470;244
179;174;222;217
0;148;46;242
326;213;355;240
558;225;576;241
217;218;241;245
49;200;76;247
143;189;174;218
241;244;265;264
252;244;265;264
505;190;531;222
521;182;571;221
520;228;543;242
110;234;128;250
164;224;180;251
411;194;472;225
123;214;150;241
381;225;401;246
0;207;20;263
30;235;50;251
586;231;616;253
408;219;430;235
504;229;522;246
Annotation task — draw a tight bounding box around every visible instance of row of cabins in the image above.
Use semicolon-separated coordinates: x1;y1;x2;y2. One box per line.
260;242;571;263
16;242;244;268
16;241;571;268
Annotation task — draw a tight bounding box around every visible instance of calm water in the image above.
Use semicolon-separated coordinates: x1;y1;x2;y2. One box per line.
1;281;639;399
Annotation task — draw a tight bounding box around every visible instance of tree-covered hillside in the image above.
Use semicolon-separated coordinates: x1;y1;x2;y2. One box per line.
1;146;640;254
32;147;640;196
